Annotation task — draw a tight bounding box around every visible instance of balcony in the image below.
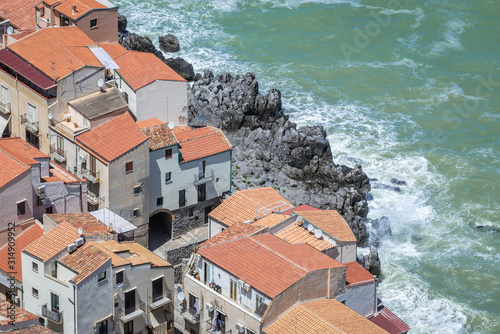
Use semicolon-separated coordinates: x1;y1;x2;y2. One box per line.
119;302;145;322
50;145;66;164
193;169;214;186
42;304;62;323
203;320;229;334
21;114;38;133
82;168;100;184
181;310;200;324
87;190;100;205
51;119;88;140
148;290;172;309
0;102;10;115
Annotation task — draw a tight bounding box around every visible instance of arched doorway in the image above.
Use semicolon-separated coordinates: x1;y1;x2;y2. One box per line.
148;209;174;251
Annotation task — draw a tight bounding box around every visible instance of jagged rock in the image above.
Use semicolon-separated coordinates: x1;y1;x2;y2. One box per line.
159;34;180;52
118;14;127;33
369;216;392;247
188;70;372;246
164;57;195;81
372;183;401;193
391;178;408;186
119;33;156;53
357;246;381;277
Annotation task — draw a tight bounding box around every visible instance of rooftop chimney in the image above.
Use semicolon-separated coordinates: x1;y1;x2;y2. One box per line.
72;5;77;15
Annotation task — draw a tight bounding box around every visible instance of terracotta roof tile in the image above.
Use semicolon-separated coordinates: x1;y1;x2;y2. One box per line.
23;222;80;262
3;325;57;333
137;118;164;129
281;204;321;215
41;162;83;184
76;112;148;163
264;299;389;334
254;214;288;228
345;261;374;286
0;150;29;188
92;242;129;267
274;223;335;252
0;0;38;30
59;242;110;284
99;43;129;59
297;210;357;242
45;212;111;237
200;222;267;248
141;123;178;151
209;187;293;227
121;241;171;267
0;300;39;326
0;224;43;282
53;0;109;21
96;240;171;268
7;30;36;41
0;137;48;166
176;126;231;163
198;232;342;298
8;27;100;80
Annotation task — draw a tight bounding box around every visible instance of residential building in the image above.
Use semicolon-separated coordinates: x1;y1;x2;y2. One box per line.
0;0;38;33
0;299;53;333
94;240;175;334
182;223;346;334
43;212;122;241
0;137;87;228
35;0;119;43
139;119;232;248
100;44;188;124
207;187;294;238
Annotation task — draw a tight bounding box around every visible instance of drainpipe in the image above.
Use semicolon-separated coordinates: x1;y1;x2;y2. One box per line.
68;285;77;334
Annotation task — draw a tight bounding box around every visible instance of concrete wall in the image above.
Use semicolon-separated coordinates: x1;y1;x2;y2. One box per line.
75;9;119;44
172;197;220;238
115;74;137;117
324;240;357;263
208;218;225;239
0;169;33;229
336;282;376;317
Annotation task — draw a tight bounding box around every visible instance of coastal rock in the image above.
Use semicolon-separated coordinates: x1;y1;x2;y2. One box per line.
369;216;392;247
118;14;127;33
188;70;371;246
120;33;157;53
164;57;195;81
391;178;408;186
159;34;180;52
372;183;401;193
357;246;381;277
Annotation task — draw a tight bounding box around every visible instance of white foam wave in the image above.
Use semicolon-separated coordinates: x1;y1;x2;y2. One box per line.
428;19;469;56
379;7;425;28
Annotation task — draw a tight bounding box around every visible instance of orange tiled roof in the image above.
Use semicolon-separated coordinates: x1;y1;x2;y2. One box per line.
45;212;111;237
53;0;110;21
42;162;83;184
8;27;100;80
4;324;58;333
177;126;231;163
254;214;289;228
0;150;29;188
0;300;39;326
137;118;164;129
200;222;267;248
0;224;43;282
23;222;80;262
198;232;342;298
281;204;321;215
76;112;148;163
99;43;128;59
274;223;335;252
345;261;374;286
297;210;357;242
0;137;48;166
59;242;110;284
209;187;293;227
8;30;36;41
141;123;178;151
264;299;389;334
92;242;129;267
97;240;171;267
0;0;38;30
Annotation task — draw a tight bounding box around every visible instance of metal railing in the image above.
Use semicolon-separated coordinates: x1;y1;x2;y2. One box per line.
204;320;230;334
0;102;10;115
21;114;38;133
50;145;66;163
119;301;146;320
148;289;172;306
87;190;100;205
181;309;200;324
42;304;61;323
82;167;100;183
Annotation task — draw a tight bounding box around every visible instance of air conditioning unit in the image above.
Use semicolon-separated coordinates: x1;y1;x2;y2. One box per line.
37;185;46;194
67;243;77;253
80;154;86;163
205;303;213;313
236;323;244;333
75;237;84;247
38;192;47;200
12;295;19;304
243;283;251;292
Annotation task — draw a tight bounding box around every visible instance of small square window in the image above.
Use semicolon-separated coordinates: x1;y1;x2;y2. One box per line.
90;18;97;28
157;197;163;206
32;288;38;298
165;148;172;159
17;201;26;216
32;262;38;273
165;172;171;183
98;271;106;282
133;185;141;195
124;92;129;104
189;207;194;217
116;271;123;285
45;206;53;214
133;208;139;218
125;161;133;173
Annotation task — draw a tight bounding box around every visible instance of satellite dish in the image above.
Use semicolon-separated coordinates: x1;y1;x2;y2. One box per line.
97;78;104;88
315;229;323;239
297;216;303;222
7;27;14;35
177;292;185;302
48;113;53;120
307;224;314;232
303;221;308;229
78;227;83;235
168;121;175;130
198;114;205;123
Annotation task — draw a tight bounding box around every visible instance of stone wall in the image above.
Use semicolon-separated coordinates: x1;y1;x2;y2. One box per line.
172;197;220;238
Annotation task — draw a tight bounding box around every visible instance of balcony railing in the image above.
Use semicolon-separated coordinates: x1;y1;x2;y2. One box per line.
204;320;229;334
181;310;200;324
148;290;172;309
151;322;171;334
50;145;66;163
42;305;61;323
82;168;100;183
194;169;214;186
119;301;145;322
87;190;100;205
0;102;10;115
21;114;38;133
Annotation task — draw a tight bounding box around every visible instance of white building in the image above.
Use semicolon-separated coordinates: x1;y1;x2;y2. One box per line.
138;119;232;248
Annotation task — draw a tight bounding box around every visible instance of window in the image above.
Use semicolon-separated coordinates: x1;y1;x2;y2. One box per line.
256;294;264;310
230;279;237;301
51;293;59;312
28;103;36;123
96;320;107;334
125;289;136;315
98;271;106;282
124;92;128;104
32;262;38;273
17;200;26;216
90;18;97;28
51;261;57;278
189;207;194;217
188;293;198;315
133;185;141;195
179;190;186;207
0;85;8;105
45;206;53;214
32;288;38;298
125;161;133;173
116;271;123;285
157;197;163;206
165;148;172;159
133;208;139;218
204;262;211;284
124;321;133;334
152;277;163;302
198;184;206;202
246;329;256;334
165;172;171;183
56;135;64;155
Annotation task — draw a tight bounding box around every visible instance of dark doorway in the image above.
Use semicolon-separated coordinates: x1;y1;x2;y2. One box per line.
148;211;172;250
204;206;213;225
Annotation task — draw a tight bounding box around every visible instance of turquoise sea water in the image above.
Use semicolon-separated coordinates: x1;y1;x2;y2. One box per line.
114;0;500;332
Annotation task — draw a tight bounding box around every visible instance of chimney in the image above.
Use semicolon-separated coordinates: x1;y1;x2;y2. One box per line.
72;5;77;15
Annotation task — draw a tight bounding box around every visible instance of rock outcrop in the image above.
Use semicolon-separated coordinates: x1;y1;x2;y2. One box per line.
163;57;194;81
357;246;381;277
118;15;127;33
159;34;180;52
188;70;371;247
